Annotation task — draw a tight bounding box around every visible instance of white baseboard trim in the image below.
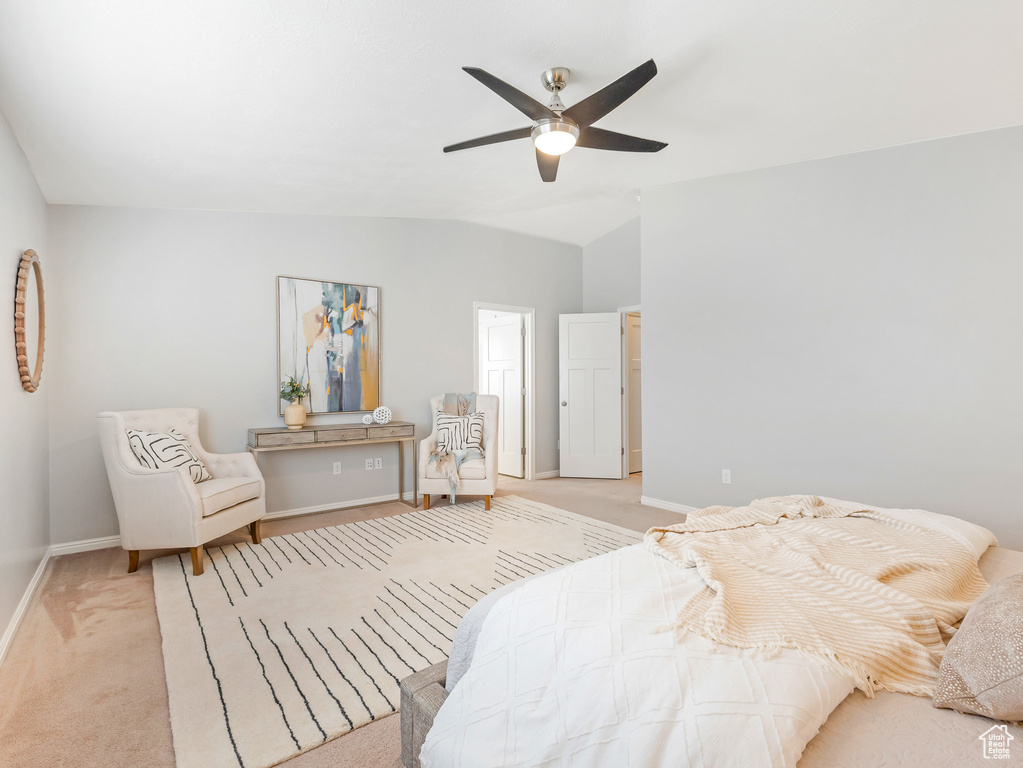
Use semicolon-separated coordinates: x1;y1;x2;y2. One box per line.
0;549;50;667
532;470;560;480
263;492;416;521
641;496;698;516
50;535;121;557
1;490;428;666
1;533;124;667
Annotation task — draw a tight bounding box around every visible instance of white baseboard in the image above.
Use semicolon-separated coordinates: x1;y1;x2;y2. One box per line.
532;470;560;480
1;488;434;666
50;535;121;556
263;492;416;521
641;496;698;516
0;549;50;667
1;533;124;667
1;490;429;666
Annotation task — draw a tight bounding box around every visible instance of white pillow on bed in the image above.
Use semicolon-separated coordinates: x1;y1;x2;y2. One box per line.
819;496;997;559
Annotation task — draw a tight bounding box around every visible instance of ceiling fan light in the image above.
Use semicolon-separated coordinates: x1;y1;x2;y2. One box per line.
532;120;580;156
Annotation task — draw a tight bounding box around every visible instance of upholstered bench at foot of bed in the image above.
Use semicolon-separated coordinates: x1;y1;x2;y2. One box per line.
400;661;449;768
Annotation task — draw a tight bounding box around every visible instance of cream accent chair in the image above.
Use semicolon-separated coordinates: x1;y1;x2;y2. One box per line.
97;408;266;576
418;394;499;511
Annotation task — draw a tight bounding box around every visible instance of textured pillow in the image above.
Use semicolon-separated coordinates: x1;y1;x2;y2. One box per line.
933;572;1023;721
436;412;485;455
126;428;212;483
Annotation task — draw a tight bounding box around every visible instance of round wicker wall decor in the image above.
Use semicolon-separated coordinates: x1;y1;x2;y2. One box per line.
14;249;44;393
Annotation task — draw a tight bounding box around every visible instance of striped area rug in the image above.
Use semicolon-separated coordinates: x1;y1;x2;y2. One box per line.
152;495;640;768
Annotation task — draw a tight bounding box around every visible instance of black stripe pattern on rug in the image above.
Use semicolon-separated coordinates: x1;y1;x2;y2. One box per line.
152;495;641;768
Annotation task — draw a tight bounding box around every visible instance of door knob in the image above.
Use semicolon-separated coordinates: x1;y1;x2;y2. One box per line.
561;401;567;406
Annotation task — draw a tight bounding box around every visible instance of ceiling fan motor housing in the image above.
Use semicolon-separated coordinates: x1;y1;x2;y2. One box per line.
540;66;571;93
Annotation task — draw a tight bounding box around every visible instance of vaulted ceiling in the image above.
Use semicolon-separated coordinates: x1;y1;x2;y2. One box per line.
1;1;1021;245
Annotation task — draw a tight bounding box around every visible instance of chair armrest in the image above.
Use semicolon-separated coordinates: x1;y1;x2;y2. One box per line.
419;435;438;476
202;450;263;482
105;464;204;549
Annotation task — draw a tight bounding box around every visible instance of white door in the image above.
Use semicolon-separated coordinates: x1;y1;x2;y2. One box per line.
559;313;622;478
478;311;524;478
627;313;643;473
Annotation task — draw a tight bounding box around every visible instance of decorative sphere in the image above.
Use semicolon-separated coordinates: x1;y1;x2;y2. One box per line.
373;406;392;424
362;414;373;425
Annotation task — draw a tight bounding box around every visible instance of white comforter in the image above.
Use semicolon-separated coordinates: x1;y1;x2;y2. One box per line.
419;502;995;768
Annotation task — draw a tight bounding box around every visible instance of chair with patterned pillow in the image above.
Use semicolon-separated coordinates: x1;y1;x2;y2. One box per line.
97;408;266;575
418;394;499;510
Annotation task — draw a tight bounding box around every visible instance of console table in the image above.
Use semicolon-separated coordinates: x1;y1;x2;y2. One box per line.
246;421;417;508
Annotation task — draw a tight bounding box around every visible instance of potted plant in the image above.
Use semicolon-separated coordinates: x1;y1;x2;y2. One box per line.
280;376;311;430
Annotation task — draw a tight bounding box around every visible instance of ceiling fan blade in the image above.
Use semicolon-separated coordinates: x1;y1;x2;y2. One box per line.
536;149;559;182
576;126;667;153
562;59;658;129
462;67;558;122
444;127;532;153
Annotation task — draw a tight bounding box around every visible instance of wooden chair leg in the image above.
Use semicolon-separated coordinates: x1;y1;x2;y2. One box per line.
249;519;263;545
127;550;139;573
423;494;430;510
190;545;205;576
485;495;491;511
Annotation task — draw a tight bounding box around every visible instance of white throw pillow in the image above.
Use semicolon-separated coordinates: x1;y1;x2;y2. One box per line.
126;428;212;483
436;412;485;455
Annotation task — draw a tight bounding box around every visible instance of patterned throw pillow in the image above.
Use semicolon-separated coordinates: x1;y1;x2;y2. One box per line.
436;412;485;455
126;428;212;483
933;572;1023;721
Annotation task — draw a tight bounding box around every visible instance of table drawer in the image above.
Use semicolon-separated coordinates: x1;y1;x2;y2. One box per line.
257;431;315;447
316;427;368;442
369;424;414;439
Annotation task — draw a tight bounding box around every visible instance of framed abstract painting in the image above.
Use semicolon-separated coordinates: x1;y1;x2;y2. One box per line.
277;276;380;415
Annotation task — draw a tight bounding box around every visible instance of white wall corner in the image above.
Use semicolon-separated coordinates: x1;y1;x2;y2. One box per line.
640;496;697;516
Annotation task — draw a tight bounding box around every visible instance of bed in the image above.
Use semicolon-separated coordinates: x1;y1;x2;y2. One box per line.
400;496;1023;768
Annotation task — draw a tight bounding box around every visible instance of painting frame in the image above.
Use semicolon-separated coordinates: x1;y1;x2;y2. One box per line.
276;275;380;416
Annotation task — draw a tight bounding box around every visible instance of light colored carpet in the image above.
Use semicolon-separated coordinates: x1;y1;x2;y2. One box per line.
0;475;671;768
153;495;640;768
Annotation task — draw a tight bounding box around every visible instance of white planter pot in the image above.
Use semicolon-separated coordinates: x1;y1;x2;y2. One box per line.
284;402;307;430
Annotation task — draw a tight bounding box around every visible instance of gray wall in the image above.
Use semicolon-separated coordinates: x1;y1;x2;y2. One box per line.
0;109;49;640
47;207;582;543
642;125;1023;549
583;217;640;312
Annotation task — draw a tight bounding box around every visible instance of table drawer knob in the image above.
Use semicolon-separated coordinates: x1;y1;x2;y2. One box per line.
285;437;293;443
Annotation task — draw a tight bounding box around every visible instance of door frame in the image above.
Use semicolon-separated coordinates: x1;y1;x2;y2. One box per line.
619;304;641;479
473;302;536;481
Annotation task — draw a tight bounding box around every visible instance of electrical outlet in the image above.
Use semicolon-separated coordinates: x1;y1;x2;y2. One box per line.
333;461;342;475
722;469;731;484
374;457;382;470
365;458;373;471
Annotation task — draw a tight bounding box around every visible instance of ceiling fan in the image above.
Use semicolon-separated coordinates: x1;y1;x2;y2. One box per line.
443;59;667;182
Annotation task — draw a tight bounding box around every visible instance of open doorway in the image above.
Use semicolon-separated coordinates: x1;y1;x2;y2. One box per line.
620;306;642;478
474;302;535;480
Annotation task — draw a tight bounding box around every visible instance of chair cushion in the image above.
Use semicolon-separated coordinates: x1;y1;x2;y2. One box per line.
197;477;262;517
425;457;486;481
126;428;212;483
436;412;485;454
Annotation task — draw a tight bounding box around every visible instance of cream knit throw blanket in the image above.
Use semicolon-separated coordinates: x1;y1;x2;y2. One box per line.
644;495;988;697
